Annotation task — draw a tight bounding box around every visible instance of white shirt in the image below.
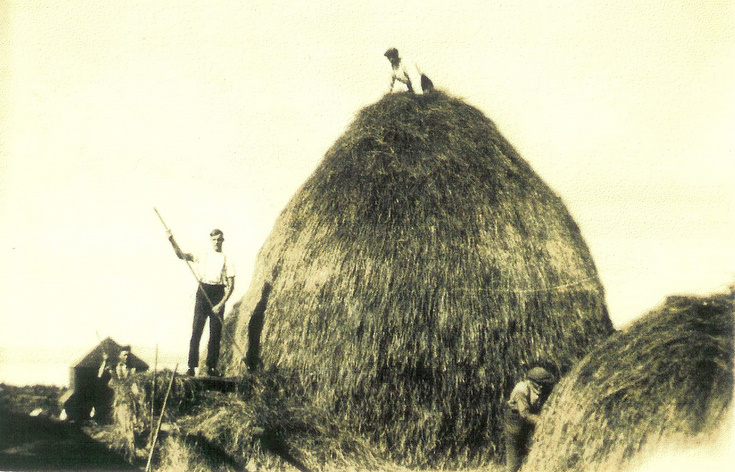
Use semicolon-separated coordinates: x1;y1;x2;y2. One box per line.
390;58;425;94
193;249;235;285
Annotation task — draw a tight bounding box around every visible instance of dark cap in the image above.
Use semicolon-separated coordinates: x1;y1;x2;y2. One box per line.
528;367;555;384
210;229;224;238
384;48;399;59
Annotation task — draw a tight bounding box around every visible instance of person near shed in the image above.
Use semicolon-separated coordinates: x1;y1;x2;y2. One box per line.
167;228;236;377
94;346;135;423
114;345;136;379
384;47;434;94
504;366;556;472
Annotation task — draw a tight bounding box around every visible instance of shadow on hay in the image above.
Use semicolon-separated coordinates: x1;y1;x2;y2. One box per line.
181;433;247;471
108;368;384;471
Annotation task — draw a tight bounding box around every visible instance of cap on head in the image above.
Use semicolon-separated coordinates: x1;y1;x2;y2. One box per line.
528;367;555;385
119;345;131;359
384;47;399;59
210;229;224;239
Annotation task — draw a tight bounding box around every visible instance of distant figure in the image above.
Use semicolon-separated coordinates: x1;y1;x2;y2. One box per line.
114;345;136;379
97;353;113;386
504;366;556;472
168;228;236;377
384;47;434;95
94;346;134;423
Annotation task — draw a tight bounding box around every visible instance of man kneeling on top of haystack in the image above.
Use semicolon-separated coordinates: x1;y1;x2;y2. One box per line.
504;366;556;472
384;47;434;94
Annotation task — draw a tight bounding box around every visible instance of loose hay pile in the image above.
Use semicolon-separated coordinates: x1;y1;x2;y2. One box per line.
222;91;614;467
108;370;386;471
107;370;211;461
523;289;734;472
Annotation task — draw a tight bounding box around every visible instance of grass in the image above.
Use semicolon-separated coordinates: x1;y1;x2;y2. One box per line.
0;384;138;471
0;383;64;417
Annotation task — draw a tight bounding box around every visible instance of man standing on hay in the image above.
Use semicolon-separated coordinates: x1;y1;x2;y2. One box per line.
504;366;556;472
167;228;236;377
384;47;434;94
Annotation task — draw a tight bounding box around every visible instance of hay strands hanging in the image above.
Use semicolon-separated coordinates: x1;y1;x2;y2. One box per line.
145;364;178;472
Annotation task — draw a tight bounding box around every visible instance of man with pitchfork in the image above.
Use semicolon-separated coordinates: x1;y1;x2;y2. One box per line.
167;228;235;377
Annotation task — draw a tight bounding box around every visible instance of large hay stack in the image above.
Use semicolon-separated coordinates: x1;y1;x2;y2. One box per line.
223;91;613;466
523;290;734;472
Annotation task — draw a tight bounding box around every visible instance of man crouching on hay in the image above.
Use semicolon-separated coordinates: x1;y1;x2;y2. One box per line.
504;366;556;472
384;47;434;94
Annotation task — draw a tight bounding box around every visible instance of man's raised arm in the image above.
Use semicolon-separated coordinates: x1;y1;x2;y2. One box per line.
167;230;194;261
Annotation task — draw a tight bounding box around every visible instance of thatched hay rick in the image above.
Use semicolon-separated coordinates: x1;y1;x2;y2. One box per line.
223;91;613;466
523;290;734;472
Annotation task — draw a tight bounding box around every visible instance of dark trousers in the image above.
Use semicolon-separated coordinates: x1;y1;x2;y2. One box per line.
505;409;535;472
188;283;225;370
94;383;114;424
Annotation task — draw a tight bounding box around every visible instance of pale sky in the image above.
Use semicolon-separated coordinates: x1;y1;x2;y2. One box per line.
1;1;734;380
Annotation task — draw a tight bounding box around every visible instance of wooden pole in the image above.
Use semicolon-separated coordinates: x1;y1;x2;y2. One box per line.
145;364;177;472
149;345;158;447
154;207;218;310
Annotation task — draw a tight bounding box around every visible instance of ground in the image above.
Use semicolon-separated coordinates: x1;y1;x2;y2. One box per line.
0;383;139;471
0;382;503;471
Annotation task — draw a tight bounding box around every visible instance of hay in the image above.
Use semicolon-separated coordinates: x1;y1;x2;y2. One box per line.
523;289;734;472
107;370;213;461
222;91;613;467
107;369;387;471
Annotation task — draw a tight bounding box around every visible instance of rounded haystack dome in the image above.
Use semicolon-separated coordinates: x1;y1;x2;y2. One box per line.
224;91;613;466
523;291;734;472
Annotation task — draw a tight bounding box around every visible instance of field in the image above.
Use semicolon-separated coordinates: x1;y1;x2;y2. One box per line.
1;346;732;472
0;380;502;472
0;383;138;471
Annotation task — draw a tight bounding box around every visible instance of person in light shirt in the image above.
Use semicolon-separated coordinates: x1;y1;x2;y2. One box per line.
384;47;434;95
167;228;235;377
94;346;136;422
504;366;556;472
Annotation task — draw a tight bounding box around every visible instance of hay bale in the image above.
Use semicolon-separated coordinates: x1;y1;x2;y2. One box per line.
223;91;613;466
523;290;734;472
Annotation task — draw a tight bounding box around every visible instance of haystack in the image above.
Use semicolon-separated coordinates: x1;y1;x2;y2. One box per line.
223;91;614;466
523;290;734;472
